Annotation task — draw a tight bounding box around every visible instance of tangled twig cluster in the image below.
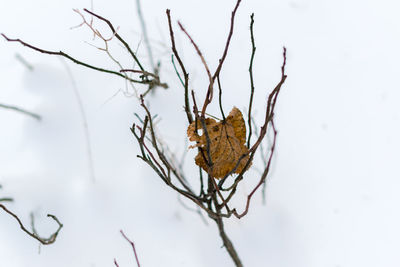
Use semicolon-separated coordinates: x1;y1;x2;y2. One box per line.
2;1;287;266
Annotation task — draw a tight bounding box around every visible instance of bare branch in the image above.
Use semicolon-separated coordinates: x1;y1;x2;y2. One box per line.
1;33;151;85
0;103;41;120
83;8;145;71
136;0;155;71
216;74;226;120
177;21;212;85
233;120;277;219
166;9;193;124
0;204;63;245
247;13;256;148
201;0;242;117
120;230;141;267
213;216;243;267
212;0;242;80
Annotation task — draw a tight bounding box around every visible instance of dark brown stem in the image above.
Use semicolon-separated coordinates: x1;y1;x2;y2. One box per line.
0;204;63;245
200;0;242;117
166;9;193;124
247;13;256;148
212;0;242;80
1;34;152;85
212;211;243;266
217;75;226;120
83;8;145;71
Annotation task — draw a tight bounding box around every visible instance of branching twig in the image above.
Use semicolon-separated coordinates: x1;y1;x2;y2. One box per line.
1;34;148;84
232;120;277;219
2;8;168;91
120;230;141;267
83;8;145;71
201;0;242;117
3;3;289;267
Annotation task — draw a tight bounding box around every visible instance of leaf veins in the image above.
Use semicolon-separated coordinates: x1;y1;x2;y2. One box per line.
187;107;251;179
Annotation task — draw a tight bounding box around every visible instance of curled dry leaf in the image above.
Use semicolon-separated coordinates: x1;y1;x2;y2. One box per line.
187;107;251;179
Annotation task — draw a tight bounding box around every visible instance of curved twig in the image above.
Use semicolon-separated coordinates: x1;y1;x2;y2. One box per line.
0;204;63;245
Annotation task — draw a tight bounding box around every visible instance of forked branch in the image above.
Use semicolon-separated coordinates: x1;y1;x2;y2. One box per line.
1;8;168;90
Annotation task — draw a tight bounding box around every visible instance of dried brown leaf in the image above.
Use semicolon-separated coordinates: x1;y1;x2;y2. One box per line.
187;107;251;178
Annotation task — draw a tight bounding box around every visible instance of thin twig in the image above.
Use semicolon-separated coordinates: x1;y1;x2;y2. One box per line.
0;103;41;120
136;0;155;71
83;8;145;71
120;230;141;267
1;34;151;85
177;194;208;225
15;53;34;71
247;13;256;148
59;58;96;183
120;69;158;79
0;204;63;245
166;9;193;124
171;55;185;87
212;0;242;80
72;9;142;97
232;120;277;219
201;0;242;117
216;75;226;120
177;21;212;84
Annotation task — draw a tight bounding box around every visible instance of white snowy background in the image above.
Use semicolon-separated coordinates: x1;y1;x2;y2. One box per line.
1;0;400;266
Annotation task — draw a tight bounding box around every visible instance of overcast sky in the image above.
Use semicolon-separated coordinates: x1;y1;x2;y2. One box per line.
1;0;400;266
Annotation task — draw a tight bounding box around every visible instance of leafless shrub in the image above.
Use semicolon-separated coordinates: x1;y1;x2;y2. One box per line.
2;1;287;266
